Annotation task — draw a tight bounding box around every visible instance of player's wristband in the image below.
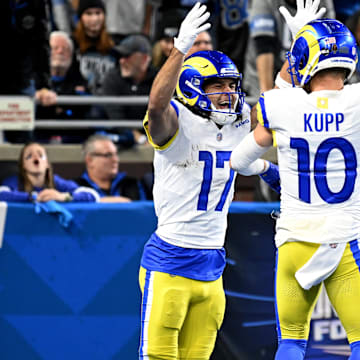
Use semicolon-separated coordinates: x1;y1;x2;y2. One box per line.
259;162;281;194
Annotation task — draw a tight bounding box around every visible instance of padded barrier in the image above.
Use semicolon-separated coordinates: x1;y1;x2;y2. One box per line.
0;202;349;359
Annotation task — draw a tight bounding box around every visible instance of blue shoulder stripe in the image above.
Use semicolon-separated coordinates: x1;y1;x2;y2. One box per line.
170;100;179;117
258;94;269;128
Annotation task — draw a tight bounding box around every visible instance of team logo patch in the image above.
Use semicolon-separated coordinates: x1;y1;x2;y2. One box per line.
317;97;328;109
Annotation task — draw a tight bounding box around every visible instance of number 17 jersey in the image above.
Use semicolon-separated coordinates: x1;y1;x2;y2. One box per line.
145;99;251;249
257;83;360;246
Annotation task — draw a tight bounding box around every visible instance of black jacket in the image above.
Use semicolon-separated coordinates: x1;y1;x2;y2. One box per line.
0;0;52;94
101;65;158;120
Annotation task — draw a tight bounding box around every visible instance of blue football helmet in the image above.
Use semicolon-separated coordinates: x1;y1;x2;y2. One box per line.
175;50;246;125
287;19;358;86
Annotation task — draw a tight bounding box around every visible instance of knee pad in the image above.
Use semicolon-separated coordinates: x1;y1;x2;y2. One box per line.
275;339;307;360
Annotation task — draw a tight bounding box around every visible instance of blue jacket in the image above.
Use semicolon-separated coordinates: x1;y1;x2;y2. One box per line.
0;174;97;202
75;171;147;200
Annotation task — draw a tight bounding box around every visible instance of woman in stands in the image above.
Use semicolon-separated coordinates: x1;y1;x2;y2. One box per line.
0;142;98;203
72;0;117;94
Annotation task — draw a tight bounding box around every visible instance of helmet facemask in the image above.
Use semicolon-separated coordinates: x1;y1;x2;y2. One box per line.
197;75;244;125
176;50;246;125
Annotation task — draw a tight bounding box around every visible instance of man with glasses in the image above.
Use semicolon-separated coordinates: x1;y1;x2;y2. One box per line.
74;134;148;202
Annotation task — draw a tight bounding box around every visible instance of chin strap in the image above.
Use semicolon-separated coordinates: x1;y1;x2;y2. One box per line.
210;111;237;126
209;102;238;126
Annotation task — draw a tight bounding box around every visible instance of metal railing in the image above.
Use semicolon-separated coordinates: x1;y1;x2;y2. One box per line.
34;95;258;129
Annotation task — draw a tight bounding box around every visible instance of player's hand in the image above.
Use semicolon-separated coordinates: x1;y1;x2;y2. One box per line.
259;161;281;194
174;2;211;55
279;0;326;39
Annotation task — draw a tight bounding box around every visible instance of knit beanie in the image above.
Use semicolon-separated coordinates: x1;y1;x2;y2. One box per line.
77;0;106;17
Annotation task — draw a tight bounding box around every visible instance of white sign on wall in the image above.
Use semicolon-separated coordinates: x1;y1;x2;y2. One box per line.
0;96;34;130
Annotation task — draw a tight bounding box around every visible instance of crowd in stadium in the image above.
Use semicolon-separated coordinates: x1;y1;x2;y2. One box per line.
0;0;359;203
1;0;359;143
1;1;360;359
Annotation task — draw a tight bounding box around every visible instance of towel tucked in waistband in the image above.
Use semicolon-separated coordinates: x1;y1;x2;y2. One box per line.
295;242;346;290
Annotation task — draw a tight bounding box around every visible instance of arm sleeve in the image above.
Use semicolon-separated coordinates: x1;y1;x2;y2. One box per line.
54;176;98;202
0;186;30;202
72;187;99;202
230;132;270;175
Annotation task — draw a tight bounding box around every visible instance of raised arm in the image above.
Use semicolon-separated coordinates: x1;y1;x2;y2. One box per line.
147;48;185;146
147;3;210;146
275;0;327;88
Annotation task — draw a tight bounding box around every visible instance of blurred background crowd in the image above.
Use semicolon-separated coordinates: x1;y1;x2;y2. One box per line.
0;0;359;202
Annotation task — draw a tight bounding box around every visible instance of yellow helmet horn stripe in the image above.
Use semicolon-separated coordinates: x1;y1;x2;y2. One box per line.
296;25;321;79
176;56;218;107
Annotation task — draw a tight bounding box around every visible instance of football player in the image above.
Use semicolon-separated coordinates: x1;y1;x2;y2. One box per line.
138;3;279;359
230;3;360;359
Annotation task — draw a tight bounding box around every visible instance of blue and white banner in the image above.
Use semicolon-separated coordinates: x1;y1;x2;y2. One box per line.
0;202;350;359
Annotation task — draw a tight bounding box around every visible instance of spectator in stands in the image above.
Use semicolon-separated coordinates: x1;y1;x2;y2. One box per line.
153;27;213;68
0;142;98;202
72;0;117;94
346;10;360;84
186;30;213;57
243;0;334;97
74;134;150;201
39;31;88;111
0;0;57;143
35;31;95;143
143;0;215;41
51;0;78;34
215;0;249;74
101;34;157;146
103;0;147;45
151;9;182;69
150;8;212;69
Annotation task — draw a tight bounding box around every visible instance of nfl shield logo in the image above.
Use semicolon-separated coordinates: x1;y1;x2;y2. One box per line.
216;133;222;141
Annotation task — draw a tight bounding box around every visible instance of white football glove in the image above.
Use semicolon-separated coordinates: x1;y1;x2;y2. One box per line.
279;0;326;39
174;2;211;55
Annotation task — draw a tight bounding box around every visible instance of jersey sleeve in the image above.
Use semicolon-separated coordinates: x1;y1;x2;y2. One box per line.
256;89;294;130
0;187;30;202
256;93;270;128
143;100;179;151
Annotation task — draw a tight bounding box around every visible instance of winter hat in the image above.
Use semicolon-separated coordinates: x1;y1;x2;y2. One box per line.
77;0;106;17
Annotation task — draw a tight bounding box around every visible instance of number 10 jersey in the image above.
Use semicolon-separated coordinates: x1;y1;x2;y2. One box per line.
257;83;360;246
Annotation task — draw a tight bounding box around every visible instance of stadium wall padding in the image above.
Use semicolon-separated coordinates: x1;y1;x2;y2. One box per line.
0;202;349;359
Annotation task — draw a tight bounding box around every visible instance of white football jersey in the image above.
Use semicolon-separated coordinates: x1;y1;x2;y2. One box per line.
146;99;251;249
258;83;360;246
